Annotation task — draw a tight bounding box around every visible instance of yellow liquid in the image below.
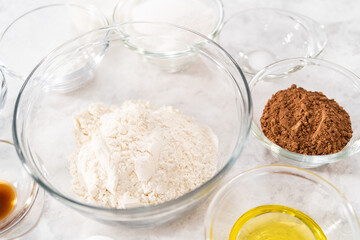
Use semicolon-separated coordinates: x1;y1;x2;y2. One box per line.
229;205;327;240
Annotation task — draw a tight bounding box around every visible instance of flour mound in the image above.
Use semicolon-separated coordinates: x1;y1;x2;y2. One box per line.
70;100;218;208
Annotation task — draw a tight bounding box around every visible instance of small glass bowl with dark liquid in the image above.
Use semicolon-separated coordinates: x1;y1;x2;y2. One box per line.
0;140;44;239
0;180;17;221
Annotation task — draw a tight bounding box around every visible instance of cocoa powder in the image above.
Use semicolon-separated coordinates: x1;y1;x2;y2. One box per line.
260;84;352;155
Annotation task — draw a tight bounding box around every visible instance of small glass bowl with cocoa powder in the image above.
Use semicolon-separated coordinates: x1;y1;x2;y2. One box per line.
250;57;360;168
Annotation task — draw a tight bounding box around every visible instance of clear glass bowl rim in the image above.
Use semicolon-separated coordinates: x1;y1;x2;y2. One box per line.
0;2;110;80
250;57;360;165
204;165;360;238
12;22;252;214
0;67;6;110
112;0;225;40
221;7;328;76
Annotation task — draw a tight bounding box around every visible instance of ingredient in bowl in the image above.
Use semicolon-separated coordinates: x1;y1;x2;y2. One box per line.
229;205;327;240
70;100;218;208
0;180;17;221
261;84;352;155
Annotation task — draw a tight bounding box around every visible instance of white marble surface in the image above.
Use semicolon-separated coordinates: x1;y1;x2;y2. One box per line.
1;0;360;239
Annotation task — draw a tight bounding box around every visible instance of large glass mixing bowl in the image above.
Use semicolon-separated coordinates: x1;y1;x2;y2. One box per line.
12;23;252;227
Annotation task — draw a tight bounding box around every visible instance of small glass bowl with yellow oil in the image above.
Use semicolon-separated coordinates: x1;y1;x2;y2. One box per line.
0;140;44;239
204;165;360;240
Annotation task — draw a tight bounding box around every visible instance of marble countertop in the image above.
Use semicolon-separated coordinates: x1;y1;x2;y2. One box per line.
1;0;360;239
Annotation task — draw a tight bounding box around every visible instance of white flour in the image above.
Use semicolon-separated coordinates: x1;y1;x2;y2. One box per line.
70;100;218;208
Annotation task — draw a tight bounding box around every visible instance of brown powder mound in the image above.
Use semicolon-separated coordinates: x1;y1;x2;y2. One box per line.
260;84;352;155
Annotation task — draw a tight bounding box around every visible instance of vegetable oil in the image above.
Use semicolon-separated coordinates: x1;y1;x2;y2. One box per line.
229;205;327;240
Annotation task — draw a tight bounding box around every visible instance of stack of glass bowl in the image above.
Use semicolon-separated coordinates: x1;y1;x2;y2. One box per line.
0;0;359;239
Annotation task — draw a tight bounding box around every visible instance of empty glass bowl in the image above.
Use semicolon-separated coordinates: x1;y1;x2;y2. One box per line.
113;0;224;39
205;165;360;240
0;3;109;81
219;8;327;76
250;58;360;168
12;23;252;227
113;0;224;72
0;140;44;239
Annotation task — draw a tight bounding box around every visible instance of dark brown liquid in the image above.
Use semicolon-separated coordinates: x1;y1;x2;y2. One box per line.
0;181;17;221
